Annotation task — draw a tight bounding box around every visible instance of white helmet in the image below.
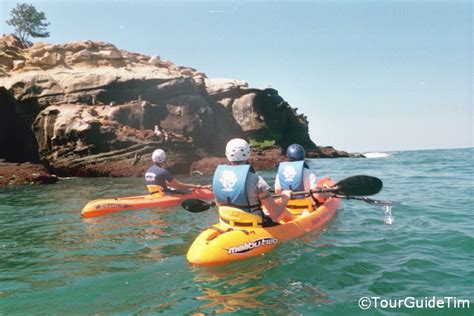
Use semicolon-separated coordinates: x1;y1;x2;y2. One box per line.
151;149;166;163
225;138;250;162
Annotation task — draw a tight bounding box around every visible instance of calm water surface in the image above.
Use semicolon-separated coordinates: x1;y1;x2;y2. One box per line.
0;148;472;315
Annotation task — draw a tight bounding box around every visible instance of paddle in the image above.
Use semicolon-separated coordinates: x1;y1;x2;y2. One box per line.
181;175;383;213
328;175;397;206
181;199;216;213
275;175;383;197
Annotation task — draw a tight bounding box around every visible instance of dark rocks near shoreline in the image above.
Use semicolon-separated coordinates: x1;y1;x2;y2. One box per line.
0;161;58;188
0;34;353;187
190;147;286;176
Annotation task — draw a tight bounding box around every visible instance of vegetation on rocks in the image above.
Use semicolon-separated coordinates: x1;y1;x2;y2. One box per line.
6;3;50;47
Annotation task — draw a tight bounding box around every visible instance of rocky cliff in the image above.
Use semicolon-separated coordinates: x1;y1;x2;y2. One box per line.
0;34;349;178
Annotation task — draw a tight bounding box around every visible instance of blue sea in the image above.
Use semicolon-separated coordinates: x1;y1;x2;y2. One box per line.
0;148;472;315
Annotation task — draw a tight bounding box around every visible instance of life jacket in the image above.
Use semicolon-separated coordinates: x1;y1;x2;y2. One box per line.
146;185;165;197
277;161;306;191
212;164;260;213
277;161;313;214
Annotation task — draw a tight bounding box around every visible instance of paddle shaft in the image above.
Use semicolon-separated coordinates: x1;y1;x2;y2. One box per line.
268;191;397;207
335;195;398;206
272;187;342;198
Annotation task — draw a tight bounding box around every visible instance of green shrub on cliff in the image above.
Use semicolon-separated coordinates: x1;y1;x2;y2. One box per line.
249;139;275;149
6;3;50;47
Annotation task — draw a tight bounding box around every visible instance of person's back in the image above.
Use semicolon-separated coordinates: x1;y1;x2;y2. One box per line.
145;149;209;195
275;144;317;213
145;163;173;194
213;163;268;213
212;138;295;226
275;162;317;192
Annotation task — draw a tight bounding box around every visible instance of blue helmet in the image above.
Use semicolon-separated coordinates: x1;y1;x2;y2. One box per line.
286;144;305;161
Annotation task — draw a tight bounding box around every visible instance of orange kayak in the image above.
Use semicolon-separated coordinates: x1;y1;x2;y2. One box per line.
81;189;214;218
187;179;340;266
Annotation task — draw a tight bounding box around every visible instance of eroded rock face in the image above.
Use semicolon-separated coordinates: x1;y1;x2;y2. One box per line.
212;87;318;151
32;101;241;176
0;36;203;108
0;34;25;77
204;78;248;98
1;34;346;177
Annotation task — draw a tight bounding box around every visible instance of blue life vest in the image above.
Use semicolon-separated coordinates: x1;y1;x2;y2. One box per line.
277;161;306;191
213;164;259;211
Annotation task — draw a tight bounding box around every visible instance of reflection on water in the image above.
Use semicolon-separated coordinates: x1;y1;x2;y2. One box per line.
82;214;177;263
187;233;339;313
196;285;267;313
82;215;166;243
271;281;331;306
191;255;331;314
194;264;270;286
191;258;277;313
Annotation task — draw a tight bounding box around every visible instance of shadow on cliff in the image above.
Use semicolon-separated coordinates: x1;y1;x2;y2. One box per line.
0;87;39;163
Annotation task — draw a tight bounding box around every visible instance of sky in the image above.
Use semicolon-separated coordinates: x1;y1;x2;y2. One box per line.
1;0;472;153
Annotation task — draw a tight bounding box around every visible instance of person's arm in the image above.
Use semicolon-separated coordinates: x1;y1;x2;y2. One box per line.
166;178;211;190
308;172;317;190
259;190;295;222
256;176;295;222
274;175;282;194
306;170;319;200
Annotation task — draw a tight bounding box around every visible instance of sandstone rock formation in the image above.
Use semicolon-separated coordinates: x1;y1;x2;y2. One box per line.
0;34;349;178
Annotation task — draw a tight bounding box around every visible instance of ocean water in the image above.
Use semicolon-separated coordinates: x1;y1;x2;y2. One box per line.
0;148;472;315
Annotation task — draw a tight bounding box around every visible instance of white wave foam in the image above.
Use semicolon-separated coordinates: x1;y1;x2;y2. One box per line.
363;152;391;158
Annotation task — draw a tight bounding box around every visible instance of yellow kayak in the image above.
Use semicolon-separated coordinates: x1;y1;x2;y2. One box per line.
187;178;340;266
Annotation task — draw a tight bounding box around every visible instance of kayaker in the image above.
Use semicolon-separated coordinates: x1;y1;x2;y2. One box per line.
145;149;210;195
274;144;318;212
212;138;295;226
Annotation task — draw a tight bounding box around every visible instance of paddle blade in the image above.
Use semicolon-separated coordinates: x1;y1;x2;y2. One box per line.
181;199;215;213
361;197;399;206
334;175;383;196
